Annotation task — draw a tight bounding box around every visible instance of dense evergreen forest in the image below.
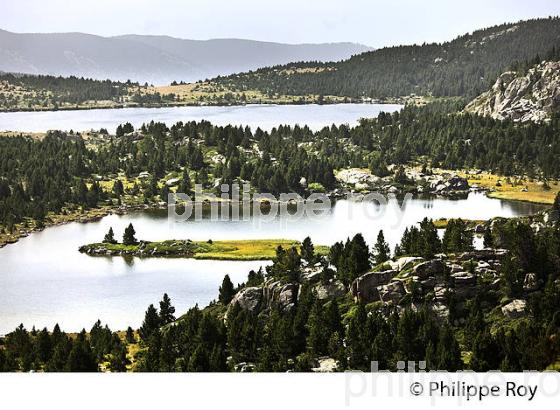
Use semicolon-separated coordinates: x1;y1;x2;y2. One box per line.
0;73;138;106
210;17;560;99
2;205;559;371
1;100;560;230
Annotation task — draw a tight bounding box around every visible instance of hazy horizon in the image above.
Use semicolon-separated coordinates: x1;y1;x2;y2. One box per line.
2;0;560;48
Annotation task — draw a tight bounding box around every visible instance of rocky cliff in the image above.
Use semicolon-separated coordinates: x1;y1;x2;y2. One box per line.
465;61;560;122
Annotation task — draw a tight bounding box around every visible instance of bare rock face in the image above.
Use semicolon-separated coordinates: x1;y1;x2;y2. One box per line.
262;280;298;313
502;299;527;319
314;281;346;300
377;280;406;305
451;272;477;299
390;257;424;272
228;287;263;314
466;61;560;123
351;270;397;303
413;259;446;279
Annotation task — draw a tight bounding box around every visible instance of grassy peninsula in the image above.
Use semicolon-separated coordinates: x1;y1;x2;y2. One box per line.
79;238;329;261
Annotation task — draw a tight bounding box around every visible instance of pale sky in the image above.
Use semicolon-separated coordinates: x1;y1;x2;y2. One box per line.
1;0;560;47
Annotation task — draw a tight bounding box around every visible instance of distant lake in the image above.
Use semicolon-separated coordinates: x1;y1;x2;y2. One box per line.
0;194;545;334
0;103;403;133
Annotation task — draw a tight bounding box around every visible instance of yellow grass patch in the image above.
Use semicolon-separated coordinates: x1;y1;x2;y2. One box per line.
460;172;559;205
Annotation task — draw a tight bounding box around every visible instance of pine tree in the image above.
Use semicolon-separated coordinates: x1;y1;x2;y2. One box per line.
103;227;117;244
419;218;441;258
179;168;193;196
218;275;235;305
300;236;315;263
159;293;176;325
125;327;136;344
112;180;124;197
373;230;391;265
139;304;161;341
122;223;137;245
65;330;97;372
109;344;129;372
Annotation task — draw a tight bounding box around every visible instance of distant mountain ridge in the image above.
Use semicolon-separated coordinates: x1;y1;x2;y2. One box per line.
0;29;371;85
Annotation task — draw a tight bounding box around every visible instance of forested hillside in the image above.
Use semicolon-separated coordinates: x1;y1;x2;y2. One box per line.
210;17;560;99
0;73;154;110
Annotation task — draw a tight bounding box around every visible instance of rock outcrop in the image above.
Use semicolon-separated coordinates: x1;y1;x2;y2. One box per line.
377;280;406;305
262;279;298;313
466;60;560;122
502;299;527;318
413;259;446;279
314;281;346;300
351;270;396;303
228;287;263;314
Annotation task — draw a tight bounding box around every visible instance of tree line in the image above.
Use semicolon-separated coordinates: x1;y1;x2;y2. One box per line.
210;17;560;99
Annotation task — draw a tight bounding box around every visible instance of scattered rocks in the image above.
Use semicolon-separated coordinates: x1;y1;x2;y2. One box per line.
501;299;527;319
311;357;338;373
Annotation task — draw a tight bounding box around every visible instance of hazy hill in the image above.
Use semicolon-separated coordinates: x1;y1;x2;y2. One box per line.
210;17;560;99
0;29;371;85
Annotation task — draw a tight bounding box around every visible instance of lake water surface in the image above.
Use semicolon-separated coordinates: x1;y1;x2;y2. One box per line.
0;103;403;133
0;194;545;334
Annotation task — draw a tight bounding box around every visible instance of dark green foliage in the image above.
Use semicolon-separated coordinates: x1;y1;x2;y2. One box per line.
330;234;370;285
442;219;474;253
396;218;441;258
0;321;129;372
0;73;133;106
483;226;494;248
116;122;134;137
178;168;193;196
210;17;560;99
103;227;117;244
139;304;161;341
300;236;315;264
125;327;136;344
218;275;235;305
269;245;301;282
373;230;390;265
159;293;176;325
122;223;137;245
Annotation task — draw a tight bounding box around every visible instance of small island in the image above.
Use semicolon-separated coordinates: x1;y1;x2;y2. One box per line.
79;224;328;260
